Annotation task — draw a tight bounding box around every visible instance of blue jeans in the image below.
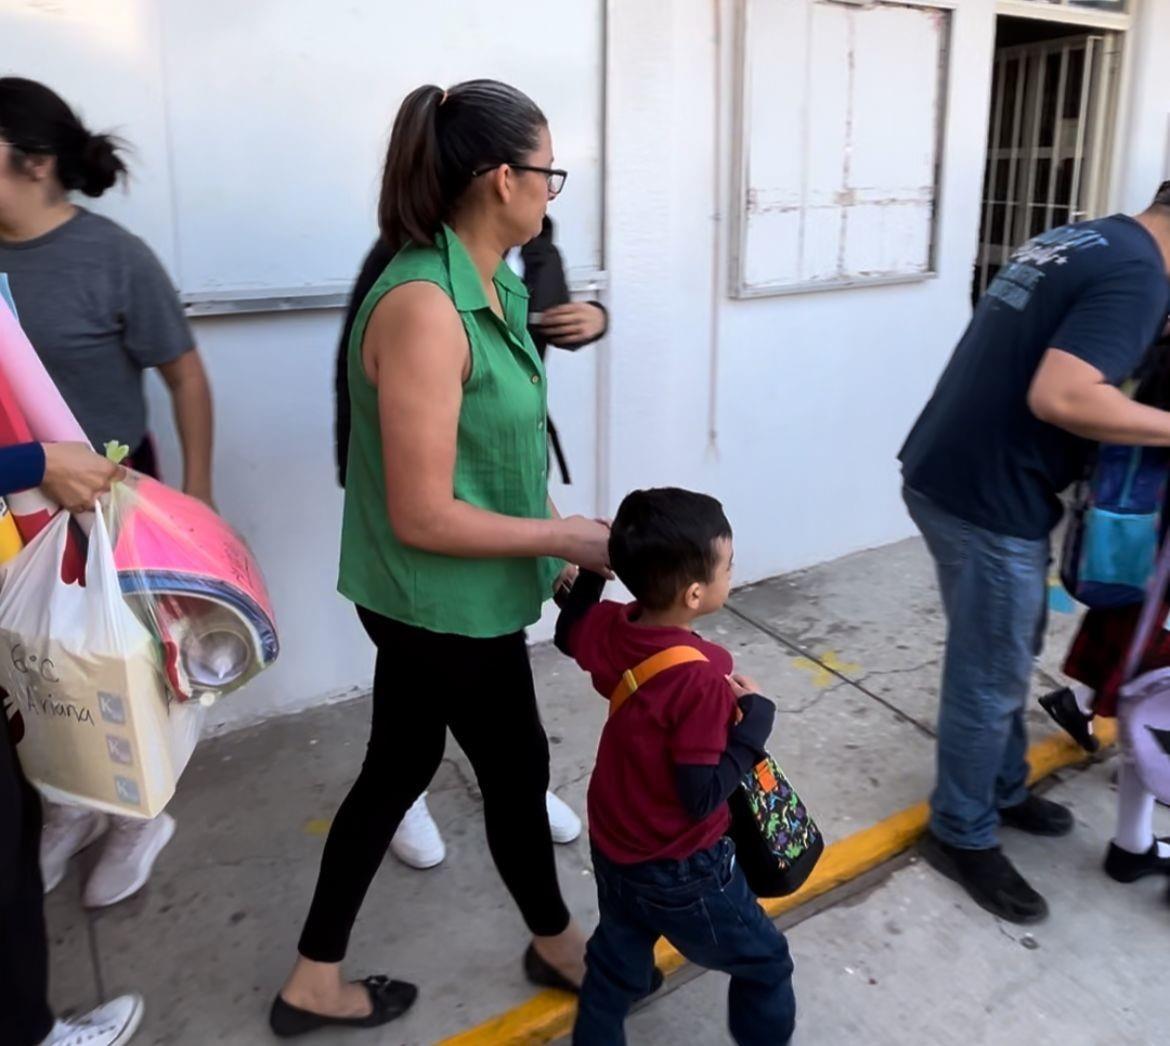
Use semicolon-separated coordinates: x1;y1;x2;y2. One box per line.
573;839;796;1046
903;487;1049;849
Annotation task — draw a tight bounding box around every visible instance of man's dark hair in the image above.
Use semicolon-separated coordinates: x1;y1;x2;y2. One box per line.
609;488;732;611
1154;180;1170;209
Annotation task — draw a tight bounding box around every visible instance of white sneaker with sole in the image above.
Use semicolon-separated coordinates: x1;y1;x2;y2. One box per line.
390;794;446;869
83;813;176;909
546;791;582;844
40;805;109;895
39;994;144;1046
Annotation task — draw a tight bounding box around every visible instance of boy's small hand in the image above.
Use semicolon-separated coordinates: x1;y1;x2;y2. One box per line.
731;693;776;753
553;564;579;608
727;673;761;699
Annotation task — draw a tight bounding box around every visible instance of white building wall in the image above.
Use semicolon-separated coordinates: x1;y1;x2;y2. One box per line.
605;0;999;582
138;0;1169;731
1117;0;1170;212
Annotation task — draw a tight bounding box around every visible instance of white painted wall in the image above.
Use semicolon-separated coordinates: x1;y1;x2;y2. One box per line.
1116;0;1170;211
604;0;998;583
141;0;1170;730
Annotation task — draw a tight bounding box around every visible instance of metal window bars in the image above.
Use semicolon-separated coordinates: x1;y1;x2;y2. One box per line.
976;32;1121;297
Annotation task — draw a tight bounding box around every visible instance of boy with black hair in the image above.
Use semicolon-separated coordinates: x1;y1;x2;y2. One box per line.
556;487;795;1046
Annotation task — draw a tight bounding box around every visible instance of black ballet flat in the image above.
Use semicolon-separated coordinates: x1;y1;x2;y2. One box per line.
523;944;665;997
1039;687;1099;753
269;976;418;1038
1104;838;1170;883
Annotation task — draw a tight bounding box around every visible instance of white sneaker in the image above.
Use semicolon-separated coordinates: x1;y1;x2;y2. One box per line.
83;813;175;909
546;791;582;844
39;994;144;1045
40;805;109;894
390;794;446;869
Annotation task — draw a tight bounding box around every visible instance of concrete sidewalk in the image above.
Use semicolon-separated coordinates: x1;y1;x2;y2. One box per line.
41;537;1113;1045
625;757;1169;1046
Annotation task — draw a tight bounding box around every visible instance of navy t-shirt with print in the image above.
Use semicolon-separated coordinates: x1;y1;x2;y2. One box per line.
901;216;1169;539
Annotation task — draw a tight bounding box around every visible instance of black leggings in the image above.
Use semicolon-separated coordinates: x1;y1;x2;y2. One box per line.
0;711;53;1046
298;608;571;962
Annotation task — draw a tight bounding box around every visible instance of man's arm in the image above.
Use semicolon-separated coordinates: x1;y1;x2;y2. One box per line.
1028;349;1170;445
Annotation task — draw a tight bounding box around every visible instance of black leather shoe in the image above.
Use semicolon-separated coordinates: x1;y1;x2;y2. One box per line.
269;976;418;1038
1039;687;1099;753
920;831;1049;924
1104;838;1170;883
524;944;665;998
1000;793;1075;837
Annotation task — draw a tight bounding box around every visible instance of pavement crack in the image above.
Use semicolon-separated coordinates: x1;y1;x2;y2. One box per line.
856;658;942;681
775;681;851;716
723;603;937;739
995;920;1019;945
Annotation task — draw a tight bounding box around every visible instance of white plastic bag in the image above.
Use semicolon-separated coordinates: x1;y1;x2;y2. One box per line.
0;507;203;818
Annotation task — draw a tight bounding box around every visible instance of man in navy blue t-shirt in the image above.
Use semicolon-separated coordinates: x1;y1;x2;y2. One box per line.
900;184;1170;924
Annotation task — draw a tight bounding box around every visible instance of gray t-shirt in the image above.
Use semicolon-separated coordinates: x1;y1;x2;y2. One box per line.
0;207;192;449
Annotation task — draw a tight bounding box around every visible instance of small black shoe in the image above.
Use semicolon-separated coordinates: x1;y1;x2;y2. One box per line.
1000;793;1075;837
269;976;418;1038
1104;838;1170;883
1039;687;1099;753
523;944;665;998
920;831;1049;924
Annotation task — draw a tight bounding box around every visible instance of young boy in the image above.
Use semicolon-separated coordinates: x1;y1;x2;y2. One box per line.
556;488;796;1046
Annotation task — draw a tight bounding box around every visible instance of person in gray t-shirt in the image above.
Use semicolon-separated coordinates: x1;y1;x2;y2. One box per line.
0;77;214;508
0;79;213;961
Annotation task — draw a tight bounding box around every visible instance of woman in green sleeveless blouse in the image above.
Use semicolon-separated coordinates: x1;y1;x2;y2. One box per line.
273;81;611;1036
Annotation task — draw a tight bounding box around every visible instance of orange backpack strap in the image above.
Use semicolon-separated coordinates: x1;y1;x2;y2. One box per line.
609;646;710;718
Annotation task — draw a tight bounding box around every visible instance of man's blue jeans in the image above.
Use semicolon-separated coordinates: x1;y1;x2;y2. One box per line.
903;487;1050;849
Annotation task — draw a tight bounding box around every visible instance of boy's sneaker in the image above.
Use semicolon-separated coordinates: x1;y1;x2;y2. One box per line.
40;805;109;894
920;831;1049;924
83;814;175;908
39;994;144;1046
999;793;1074;837
546;792;582;844
391;795;446;870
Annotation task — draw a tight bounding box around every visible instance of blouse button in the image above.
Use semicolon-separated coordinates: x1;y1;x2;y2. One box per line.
530;374;541;384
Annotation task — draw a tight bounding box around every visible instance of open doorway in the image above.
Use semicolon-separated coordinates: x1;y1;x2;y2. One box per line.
974;16;1123;302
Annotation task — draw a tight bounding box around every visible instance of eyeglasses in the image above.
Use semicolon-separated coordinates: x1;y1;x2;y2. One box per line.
472;163;567;197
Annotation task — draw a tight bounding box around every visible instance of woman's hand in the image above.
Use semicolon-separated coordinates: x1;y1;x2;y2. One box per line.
555;516;612;577
41;442;123;512
535;303;607;347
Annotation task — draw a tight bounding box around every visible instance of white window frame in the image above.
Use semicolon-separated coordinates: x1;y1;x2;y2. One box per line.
996;0;1132;33
729;0;955;299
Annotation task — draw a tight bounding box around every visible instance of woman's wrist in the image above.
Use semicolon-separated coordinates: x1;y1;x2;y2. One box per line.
541;516;569;560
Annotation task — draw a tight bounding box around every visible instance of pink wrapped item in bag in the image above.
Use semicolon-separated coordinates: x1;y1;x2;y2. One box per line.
107;473;279;703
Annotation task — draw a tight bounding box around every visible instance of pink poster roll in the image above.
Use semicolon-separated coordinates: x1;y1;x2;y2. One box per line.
0;297;87;443
109;475;279;701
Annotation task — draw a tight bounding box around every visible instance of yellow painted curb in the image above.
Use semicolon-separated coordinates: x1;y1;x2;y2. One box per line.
438;725;1115;1046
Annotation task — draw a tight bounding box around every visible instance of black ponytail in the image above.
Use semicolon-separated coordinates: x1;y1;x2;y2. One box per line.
379;79;546;248
0;77;127;198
